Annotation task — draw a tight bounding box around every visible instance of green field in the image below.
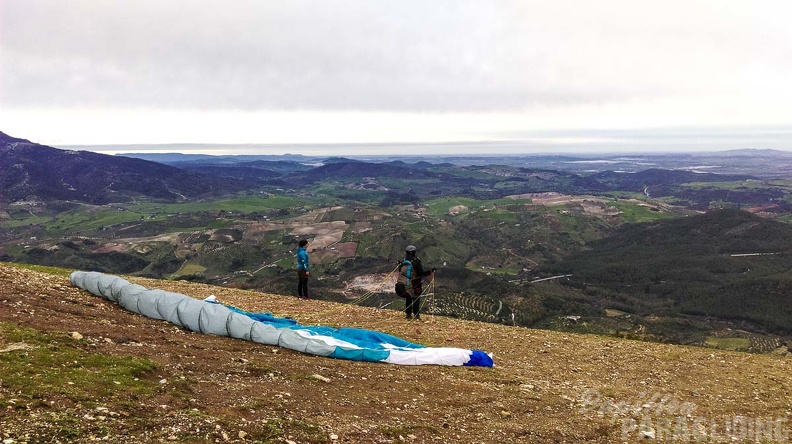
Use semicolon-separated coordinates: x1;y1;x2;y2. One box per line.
121;195;313;214
704;336;750;350
609;201;672;223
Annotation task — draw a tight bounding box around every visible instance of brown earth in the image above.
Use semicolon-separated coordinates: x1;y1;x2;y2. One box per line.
2;263;792;443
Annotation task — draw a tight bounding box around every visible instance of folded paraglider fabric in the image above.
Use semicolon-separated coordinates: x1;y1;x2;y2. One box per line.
69;271;494;367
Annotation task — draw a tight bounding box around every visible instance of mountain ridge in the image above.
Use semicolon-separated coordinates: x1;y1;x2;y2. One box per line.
0;133;254;204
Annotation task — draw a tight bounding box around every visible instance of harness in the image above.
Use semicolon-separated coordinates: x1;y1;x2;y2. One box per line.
397;259;413;285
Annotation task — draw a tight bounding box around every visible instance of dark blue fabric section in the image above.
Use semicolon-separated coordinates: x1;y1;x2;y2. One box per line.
464;350;494;367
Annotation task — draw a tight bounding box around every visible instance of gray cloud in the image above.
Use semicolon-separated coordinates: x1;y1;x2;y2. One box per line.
5;0;791;113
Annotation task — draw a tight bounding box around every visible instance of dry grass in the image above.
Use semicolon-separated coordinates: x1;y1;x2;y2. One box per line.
1;263;791;443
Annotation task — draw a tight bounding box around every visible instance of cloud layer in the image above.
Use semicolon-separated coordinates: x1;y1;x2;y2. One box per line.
2;1;792;148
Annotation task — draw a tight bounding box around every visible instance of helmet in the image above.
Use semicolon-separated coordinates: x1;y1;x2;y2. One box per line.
405;245;417;253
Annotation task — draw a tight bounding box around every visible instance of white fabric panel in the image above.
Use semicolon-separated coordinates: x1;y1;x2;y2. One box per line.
156;292;187;325
97;275;124;302
292;330;361;349
136;289;168;320
226;312;257;340
303;336;339;357
384;348;471;366
278;329;337;356
78;271;102;296
249;321;281;345
116;284;147;314
116;283;149;308
277;328;308;351
108;277;131;302
174;297;205;331
197;303;235;336
68;271;85;292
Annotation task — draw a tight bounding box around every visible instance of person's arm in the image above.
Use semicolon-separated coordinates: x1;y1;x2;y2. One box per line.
412;258;425;276
415;258;434;277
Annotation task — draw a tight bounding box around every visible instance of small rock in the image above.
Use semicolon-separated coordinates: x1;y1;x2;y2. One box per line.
238;431;247;439
71;331;83;340
311;374;331;382
330;433;338;440
640;427;656;439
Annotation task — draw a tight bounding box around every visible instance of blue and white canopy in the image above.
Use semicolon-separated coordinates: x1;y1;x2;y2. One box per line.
69;271;494;367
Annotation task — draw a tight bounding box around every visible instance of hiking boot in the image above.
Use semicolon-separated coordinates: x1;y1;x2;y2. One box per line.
405;314;412;320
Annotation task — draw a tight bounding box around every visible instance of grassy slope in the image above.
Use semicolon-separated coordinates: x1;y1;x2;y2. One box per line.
2;263;792;443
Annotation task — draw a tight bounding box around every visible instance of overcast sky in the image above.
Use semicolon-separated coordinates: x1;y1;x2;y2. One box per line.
2;0;792;155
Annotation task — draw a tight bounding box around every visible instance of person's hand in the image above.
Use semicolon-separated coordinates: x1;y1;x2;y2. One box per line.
305;272;310;277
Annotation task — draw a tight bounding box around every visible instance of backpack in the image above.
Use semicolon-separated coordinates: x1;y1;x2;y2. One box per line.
397;259;413;286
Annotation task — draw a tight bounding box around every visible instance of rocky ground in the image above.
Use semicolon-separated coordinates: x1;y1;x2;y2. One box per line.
2;263;792;443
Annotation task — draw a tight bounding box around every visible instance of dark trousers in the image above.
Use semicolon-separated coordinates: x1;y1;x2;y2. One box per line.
396;283;420;317
297;269;309;297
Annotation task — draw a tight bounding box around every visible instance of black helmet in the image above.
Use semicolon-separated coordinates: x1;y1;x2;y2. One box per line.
405;245;417;253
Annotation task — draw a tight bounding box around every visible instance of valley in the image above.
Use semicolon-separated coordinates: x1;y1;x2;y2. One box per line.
4;133;792;354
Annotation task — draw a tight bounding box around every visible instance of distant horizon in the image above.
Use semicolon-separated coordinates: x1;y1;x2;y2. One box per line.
31;123;792;157
53;139;792;157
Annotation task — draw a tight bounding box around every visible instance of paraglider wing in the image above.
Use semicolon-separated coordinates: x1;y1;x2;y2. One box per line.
69;271;493;367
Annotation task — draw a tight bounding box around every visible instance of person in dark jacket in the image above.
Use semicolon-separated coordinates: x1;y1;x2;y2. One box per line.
398;245;435;320
296;239;310;299
406;245;434;301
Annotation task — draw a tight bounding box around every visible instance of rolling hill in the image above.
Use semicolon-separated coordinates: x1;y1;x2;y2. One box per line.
0;131;253;204
543;209;792;333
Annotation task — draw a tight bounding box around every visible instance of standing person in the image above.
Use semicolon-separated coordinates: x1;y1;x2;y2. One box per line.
395;250;415;320
402;245;436;320
296;239;310;299
406;245;435;302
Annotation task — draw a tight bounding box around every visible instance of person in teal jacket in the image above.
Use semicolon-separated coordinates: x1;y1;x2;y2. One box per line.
296;239;310;299
397;245;435;320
